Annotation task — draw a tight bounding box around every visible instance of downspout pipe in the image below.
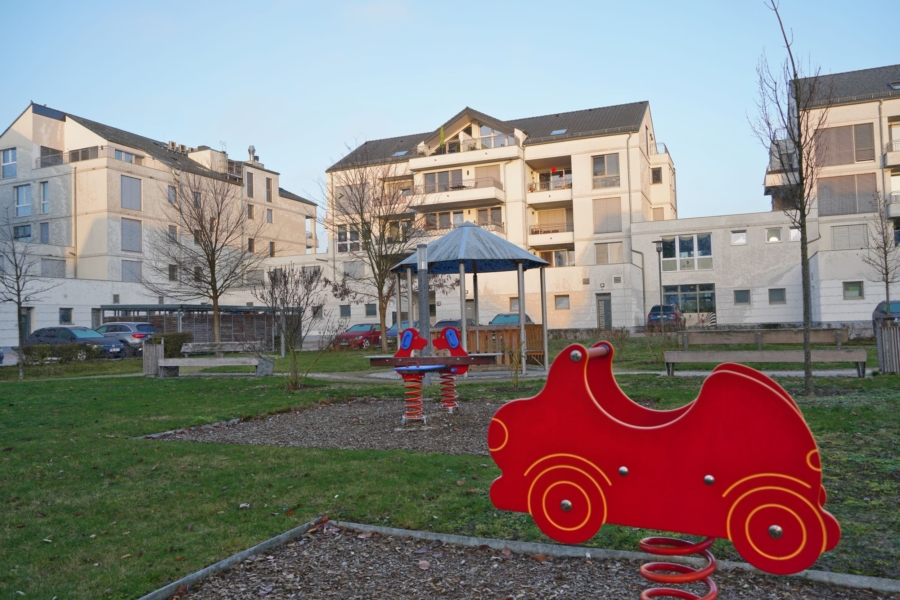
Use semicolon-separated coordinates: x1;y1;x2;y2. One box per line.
72;166;78;278
631;248;646;326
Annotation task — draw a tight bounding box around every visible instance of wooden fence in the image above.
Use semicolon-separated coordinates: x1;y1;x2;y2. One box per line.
875;322;900;374
438;324;544;366
143;340;164;376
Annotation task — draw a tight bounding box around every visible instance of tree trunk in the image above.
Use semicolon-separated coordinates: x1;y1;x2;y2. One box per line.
799;210;813;395
378;295;388;353
211;294;222;358
288;347;299;390
17;301;24;381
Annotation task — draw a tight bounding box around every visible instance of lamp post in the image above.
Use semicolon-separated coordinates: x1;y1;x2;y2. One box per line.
652;240;665;338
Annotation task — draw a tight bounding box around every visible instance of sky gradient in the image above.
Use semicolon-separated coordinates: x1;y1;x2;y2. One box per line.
2;0;895;248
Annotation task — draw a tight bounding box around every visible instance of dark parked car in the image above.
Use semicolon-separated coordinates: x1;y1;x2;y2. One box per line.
0;348;4;365
647;304;685;330
335;323;382;350
434;318;476;329
23;327;125;359
386;321;418;343
95;322;159;356
872;300;900;325
489;313;534;325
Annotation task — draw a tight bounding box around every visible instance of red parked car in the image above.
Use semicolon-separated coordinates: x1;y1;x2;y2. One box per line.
335;323;381;349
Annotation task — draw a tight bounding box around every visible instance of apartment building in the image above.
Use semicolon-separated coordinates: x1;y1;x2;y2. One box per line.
0;103;318;346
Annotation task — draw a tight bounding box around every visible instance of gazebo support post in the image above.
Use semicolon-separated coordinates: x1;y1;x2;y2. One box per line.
458;260;468;352
406;267;414;325
416;245;431;385
540;266;549;370
517;261;527;376
473;265;480;352
396;271;403;327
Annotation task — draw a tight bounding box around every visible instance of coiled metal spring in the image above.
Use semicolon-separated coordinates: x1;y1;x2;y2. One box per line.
638;536;717;599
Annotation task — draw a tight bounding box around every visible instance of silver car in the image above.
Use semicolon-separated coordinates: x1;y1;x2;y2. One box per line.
95;322;159;356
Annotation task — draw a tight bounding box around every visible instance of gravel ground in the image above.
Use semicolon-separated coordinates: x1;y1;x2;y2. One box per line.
184;521;897;599
162;397;498;455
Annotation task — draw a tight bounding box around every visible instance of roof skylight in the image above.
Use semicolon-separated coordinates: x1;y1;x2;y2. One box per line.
392;150;409;157
890;81;900;90
550;128;567;135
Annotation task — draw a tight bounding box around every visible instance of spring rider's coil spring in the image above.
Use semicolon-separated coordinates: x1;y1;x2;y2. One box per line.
438;371;458;412
638;536;718;600
401;373;426;423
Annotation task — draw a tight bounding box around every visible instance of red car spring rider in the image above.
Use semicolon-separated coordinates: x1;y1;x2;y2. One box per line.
392;327;469;422
488;341;840;599
431;327;470;412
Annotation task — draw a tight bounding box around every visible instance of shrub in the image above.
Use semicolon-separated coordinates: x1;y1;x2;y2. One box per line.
57;343;103;364
149;332;195;358
22;344;52;365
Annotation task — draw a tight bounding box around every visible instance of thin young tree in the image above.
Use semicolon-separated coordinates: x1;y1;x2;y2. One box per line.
144;171;268;343
324;147;438;351
751;0;833;395
862;194;900;316
253;263;345;389
0;206;60;380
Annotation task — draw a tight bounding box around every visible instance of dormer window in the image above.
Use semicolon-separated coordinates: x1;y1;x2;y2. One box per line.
392;150;408;157
550;129;567;135
479;125;516;149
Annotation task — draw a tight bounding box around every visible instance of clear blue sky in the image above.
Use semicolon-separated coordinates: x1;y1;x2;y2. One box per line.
3;1;895;234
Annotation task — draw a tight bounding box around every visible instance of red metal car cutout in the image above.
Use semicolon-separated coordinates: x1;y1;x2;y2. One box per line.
488;341;840;575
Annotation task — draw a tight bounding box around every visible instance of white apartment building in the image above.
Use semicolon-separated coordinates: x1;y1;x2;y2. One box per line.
320;63;900;332
0;103;318;347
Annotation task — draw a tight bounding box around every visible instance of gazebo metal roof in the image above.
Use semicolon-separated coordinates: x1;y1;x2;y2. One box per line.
390;222;548;274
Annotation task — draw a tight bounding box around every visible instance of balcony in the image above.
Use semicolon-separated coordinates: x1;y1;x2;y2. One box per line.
424;220;505;237
34;145;167;170
528;222;574;247
889;192;900;219
408;136;523;170
592;175;621;189
412;177;505;209
527;179;573;205
649;142;668;155
885;140;900;168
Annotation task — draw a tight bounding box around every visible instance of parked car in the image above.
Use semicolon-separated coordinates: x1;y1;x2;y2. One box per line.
872;300;900;326
0;348;4;365
647;304;685;330
434;318;476;329
23;327;125;359
335;323;382;350
385;321;418;343
489;313;534;325
95;322;159;356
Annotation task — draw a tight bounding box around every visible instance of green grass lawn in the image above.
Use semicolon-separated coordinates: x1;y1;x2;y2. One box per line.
0;358;143;381
1;372;897;597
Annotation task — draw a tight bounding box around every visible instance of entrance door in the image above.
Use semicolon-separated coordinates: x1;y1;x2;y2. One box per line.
596;293;612;330
91;309;101;329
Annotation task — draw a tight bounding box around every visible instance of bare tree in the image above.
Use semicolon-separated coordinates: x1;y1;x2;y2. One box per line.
862;195;900;316
751;0;833;395
324;148;455;351
144;171;268;343
253;264;345;389
0;206;60;380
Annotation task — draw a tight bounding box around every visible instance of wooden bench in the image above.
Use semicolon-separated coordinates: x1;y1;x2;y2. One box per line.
180;342;262;356
663;349;867;378
679;329;847;350
156;341;273;377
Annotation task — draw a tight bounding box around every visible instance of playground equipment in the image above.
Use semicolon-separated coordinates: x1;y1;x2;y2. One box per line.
432;327;470;412
488;341;840;599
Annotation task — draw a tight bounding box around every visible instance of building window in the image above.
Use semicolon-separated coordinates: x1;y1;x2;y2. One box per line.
114;149;140;164
121;218;142;252
365;303;377;317
247;238;255;253
734;289;751;304
193;192;201;208
832;225;867;250
15;185;31;216
818;173;877;216
41;258;65;278
592;154;620;188
555;295;570;310
40;181;49;213
595;242;623;264
509;298;519;311
113;294;120;304
731;230;747;245
661;233;712;271
168;225;177;241
120;175;142;211
532;168;572;191
266;208;273;223
337;224;360;252
592;197;622;233
768;288;786;304
652;207;664;221
550;128;567;135
538;249;575;267
1;148;16;178
766;227;783;243
168;264;177;281
663;284;716;317
424;169;463;193
344;261;364;279
247;204;255;219
194;266;202;282
476;207;502;227
39;222;50;244
651;167;662;184
266;177;272;202
193;229;201;245
247;172;254;197
68;146;99;163
312;305;324;319
59;308;73;325
789;227;801;241
13;225;32;241
843;281;864;300
168;185;177;204
479;124;515;148
269;241;275;257
122;260;142;283
340;304;351;318
817;123;875;165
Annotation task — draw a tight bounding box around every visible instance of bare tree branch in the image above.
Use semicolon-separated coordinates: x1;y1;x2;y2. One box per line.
862;195;900;316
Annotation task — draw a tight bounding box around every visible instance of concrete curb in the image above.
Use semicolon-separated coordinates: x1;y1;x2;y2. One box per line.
332;521;900;594
135;516;324;600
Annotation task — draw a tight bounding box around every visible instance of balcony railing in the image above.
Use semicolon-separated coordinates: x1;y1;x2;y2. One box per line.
890;191;900;203
413;176;504;195
417;134;519;157
592;175;621;189
529;178;572;192
34;145;163;169
650;142;668;155
885;140;900;153
530;222;574;235
424;221;505;235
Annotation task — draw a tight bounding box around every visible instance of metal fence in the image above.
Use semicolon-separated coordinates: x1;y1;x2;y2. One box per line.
875;321;900;374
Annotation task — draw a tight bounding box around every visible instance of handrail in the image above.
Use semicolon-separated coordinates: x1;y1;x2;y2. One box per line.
529;178;572;192
413;176;504;195
592;174;621;189
417;134;519;157
650;142;668;155
885;140;900;153
530;222;574;234
34;145;167;170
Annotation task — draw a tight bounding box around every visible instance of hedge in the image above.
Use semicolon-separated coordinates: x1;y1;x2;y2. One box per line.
21;343;103;364
148;332;195;358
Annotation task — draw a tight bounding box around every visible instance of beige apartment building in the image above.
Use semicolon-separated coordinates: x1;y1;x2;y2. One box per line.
0;103;317;346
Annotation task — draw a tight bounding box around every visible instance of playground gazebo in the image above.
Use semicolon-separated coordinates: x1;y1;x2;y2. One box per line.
391;222;549;373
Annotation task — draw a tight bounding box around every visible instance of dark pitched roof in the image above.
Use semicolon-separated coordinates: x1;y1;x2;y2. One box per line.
278;187;316;206
326;102;648;172
803;63;900;107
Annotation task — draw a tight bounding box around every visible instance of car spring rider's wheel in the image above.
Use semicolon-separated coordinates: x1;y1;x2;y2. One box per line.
528;464;607;545
727;486;826;575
